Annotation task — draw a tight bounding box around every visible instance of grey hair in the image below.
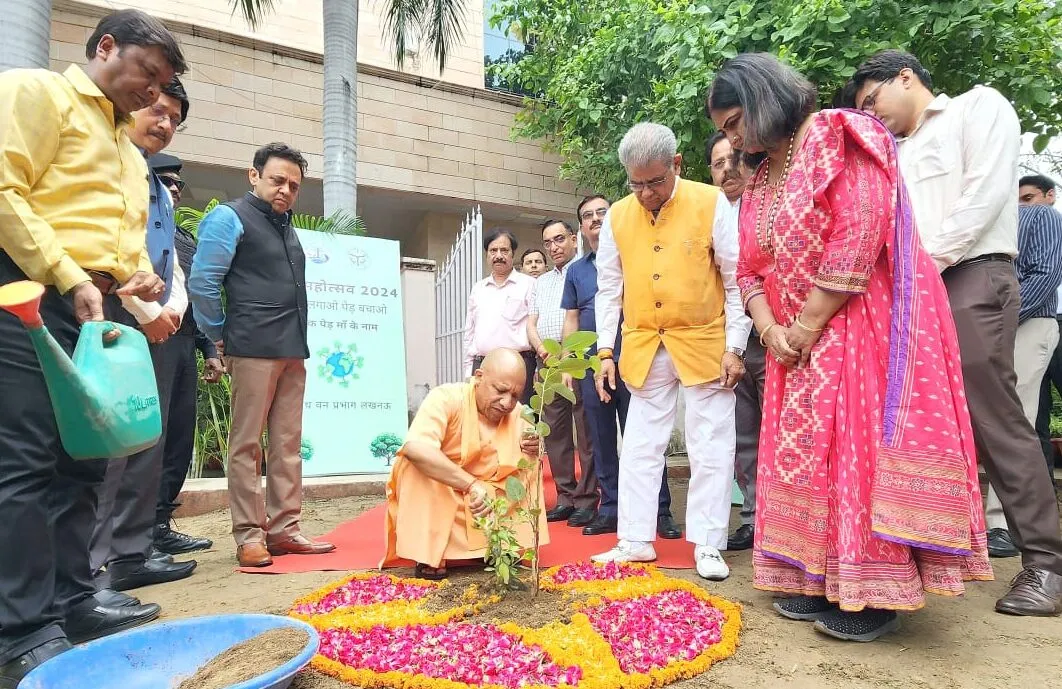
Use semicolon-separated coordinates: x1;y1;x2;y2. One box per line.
618;123;677;169
707;53;817;151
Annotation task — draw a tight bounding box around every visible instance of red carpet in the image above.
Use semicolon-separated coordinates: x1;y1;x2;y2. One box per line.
239;463;696;574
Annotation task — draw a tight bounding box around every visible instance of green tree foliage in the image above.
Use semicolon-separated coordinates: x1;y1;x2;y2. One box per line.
489;0;1062;195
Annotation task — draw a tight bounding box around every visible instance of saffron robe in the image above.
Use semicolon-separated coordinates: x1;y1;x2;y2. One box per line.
381;382;549;568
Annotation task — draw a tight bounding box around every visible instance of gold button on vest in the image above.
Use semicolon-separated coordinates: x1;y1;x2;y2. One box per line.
610;179;727;388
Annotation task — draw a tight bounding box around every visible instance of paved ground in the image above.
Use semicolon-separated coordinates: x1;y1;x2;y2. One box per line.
142;481;1062;689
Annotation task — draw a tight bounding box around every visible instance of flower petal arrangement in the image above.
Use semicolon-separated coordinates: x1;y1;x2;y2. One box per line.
291;562;741;689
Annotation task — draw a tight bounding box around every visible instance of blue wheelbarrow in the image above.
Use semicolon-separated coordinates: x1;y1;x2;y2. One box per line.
20;614;319;689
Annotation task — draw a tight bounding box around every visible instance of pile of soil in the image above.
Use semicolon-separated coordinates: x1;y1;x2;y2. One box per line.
420;570;586;629
175;627;310;689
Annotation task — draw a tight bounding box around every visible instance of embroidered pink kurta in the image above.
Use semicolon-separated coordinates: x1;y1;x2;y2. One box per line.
738;110;992;611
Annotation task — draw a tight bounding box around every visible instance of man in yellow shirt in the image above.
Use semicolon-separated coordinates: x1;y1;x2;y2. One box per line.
0;10;186;686
591;123;751;581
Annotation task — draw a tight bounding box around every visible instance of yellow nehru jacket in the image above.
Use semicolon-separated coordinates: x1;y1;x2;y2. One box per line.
611;179;726;389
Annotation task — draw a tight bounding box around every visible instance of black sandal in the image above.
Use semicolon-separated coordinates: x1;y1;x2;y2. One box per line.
414;562;448;580
773;595;836;621
813;609;900;642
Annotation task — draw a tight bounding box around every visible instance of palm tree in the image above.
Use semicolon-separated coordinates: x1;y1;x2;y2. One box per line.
0;0;52;70
231;0;467;217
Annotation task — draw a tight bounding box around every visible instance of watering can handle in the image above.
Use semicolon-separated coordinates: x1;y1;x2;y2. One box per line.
100;321;122;345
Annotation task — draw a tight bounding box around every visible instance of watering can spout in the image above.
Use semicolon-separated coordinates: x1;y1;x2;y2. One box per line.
0;280;46;328
0;280;162;460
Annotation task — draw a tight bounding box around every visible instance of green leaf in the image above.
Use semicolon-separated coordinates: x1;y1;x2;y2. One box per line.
542;387;556;405
555;384;576;403
498;560;511;584
557;358;592;375
542;339;563;357
562;331;597;352
535;421;551;438
1034;133;1052;153
529;394;542;411
505;476;527;502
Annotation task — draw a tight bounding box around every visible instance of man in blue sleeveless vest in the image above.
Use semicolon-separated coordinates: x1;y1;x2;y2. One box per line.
91;76;199;595
190;143;335;568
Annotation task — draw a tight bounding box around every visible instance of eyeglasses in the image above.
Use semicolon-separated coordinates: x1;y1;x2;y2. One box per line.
147;102;183;129
859;77;895;112
579;208;608;222
542;235;572;248
158;176;185;191
627;173;670;192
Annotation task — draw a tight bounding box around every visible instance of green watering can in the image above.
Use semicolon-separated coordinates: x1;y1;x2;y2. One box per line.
0;280;162;460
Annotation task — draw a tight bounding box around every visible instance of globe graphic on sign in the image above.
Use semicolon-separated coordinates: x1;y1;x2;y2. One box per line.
326;351;356;378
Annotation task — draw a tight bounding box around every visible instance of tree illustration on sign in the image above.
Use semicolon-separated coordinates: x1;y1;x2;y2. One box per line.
370;433;404;466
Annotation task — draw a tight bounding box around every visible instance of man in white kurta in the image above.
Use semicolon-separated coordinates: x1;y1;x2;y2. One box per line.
590;123;751;580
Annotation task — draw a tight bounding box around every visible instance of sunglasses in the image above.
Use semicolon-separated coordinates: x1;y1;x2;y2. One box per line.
158;176;186;192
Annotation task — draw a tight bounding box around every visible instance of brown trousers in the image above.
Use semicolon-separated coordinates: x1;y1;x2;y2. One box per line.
226;356;307;546
542;373;598;510
944;260;1062;574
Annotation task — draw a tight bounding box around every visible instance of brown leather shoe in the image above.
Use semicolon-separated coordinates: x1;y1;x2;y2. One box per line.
995;567;1062;616
267;533;336;556
237;542;273;567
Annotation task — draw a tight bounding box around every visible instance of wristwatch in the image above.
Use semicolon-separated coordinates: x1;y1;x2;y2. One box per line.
725;346;745;359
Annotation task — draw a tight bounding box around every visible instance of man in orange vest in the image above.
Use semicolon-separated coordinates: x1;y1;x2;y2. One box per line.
591;122;751;580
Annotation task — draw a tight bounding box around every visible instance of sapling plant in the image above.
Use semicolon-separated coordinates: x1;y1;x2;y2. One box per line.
474;331;600;596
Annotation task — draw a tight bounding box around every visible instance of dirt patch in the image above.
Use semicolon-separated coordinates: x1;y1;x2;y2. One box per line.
413;567;586;628
175;627;310;689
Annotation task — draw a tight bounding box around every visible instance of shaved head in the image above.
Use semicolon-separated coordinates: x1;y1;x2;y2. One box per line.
474;348;527;423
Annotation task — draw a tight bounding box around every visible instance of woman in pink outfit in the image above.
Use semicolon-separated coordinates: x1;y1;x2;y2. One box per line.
707;53;992;642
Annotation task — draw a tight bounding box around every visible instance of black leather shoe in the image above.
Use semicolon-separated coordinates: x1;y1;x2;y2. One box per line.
727;524;755;551
63;600;161;644
149;548;174;563
94;589;140;608
108;558;197;591
582;514;618;536
154;523;213;555
987;528;1020;558
0;639;71;689
567;508;597;527
657;514;682;539
546;505;575;522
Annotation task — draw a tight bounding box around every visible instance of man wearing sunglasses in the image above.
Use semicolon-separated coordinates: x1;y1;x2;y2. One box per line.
147;153;225;559
850;50;1062;617
90;77;199;596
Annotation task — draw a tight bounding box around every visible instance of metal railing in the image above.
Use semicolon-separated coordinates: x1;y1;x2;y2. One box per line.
434;207;483;384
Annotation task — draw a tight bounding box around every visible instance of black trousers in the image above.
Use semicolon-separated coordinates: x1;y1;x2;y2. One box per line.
157;334;199;525
0;254;107;664
1034;316;1062;470
90;307;179;583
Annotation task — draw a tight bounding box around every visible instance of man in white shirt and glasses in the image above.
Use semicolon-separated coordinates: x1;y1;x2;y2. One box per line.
852;49;1062;617
528;220;598;528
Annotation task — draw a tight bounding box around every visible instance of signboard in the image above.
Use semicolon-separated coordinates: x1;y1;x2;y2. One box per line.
297;231;408;476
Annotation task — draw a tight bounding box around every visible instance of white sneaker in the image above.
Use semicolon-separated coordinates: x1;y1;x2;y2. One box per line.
591;540;657;563
695;545;730;580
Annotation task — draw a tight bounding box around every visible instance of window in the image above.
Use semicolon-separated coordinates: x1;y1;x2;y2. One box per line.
483;0;530;95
